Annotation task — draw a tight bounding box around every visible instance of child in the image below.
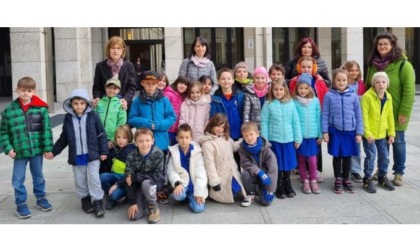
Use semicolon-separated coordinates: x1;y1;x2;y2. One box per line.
201;113;247;204
95;78;127;173
0;77;53;219
100;125;136;210
260;79;302;199
361;72;395;193
322;68;363;194
199;74;214;97
210;67;245;141
343;60;367;183
179;81;210;141
293;73;322;194
268;63;286;85
164;75;190;145
124;128;164;223
239;122;278;206
47;88;108;217
243;67;270;129
233;61;253;92
167;123;208;213
157;72;170;91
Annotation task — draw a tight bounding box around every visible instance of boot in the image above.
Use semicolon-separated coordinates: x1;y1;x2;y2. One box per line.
275;178;286;199
284;178;296;198
147;204;160;224
93;199;105;217
81;196;94;213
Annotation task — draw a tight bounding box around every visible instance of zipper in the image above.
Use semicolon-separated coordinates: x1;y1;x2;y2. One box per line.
78;119;84;154
103;98;111;129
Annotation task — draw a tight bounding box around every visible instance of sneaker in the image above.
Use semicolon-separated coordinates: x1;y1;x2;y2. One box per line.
105;199;117;210
93;199;105;217
293;169;299;175
16;203;32;219
378;176;395;191
343;179;355;193
302;179;311;194
147;204;160;224
310;180;320;194
363;177;377;193
81;196;94;213
334;178;343;194
36;197;52;212
316;171;324;183
393;174;403;186
284;179;296;198
241;194;255;207
157;191;170;204
372;169;379;181
351;173;363;183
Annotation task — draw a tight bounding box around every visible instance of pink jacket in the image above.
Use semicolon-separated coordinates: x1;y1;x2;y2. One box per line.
164;86;186;133
179;95;211;141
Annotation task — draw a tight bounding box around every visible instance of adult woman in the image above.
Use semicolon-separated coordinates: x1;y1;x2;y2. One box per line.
366;31;415;186
92;36;137;111
285;37;331;87
179;36;217;94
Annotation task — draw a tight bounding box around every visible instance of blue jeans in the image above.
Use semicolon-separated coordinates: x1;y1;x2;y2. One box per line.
389;131;406;175
12;154;46;205
172;186;205;213
363;138;389;178
100;173;125;202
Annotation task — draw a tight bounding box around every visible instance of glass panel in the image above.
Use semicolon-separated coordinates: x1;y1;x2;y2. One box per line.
272;28;285;64
119;28;164;41
331;27;341;69
215;28;227;68
183;28;195;58
405;27;414;63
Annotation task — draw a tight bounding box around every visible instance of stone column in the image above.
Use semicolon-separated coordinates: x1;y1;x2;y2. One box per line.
317;28;332;80
54;28;93;102
164;27;183;83
341;27;364;76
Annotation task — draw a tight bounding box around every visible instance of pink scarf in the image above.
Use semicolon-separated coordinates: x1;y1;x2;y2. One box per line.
253;84;269;98
106;58;123;78
191;55;210;68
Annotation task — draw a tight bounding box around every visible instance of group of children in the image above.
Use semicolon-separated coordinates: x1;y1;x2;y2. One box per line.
0;56;397;223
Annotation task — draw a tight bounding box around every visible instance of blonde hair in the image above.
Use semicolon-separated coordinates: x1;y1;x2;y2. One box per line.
114;125;133;143
343;60;362;81
293;82;315;99
267;79;291;102
187;81;203;98
106;36;126;59
332;68;349;87
241;121;259;134
134;128;154;141
371;72;390;88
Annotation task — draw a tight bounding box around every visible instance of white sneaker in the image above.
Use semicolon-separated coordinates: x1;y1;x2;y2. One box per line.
316;171;324;183
241;194;255;207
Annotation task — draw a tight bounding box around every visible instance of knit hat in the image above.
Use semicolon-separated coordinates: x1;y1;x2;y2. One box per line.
253;66;269;81
105;78;121;88
297;73;313;86
234;61;248;73
141;71;161;84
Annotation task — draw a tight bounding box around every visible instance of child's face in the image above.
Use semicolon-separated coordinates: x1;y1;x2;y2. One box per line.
300;60;313;74
142;80;159;95
213;123;225;136
297;83;310;98
348;65;360;81
135;133;154;155
242;129;259;146
218;72;234;92
109;44;123;62
301;42;313;56
16;88;36;104
270;70;284;82
157;77;167;90
202;79;212;95
373;77;388;93
334;73;348;92
235;68;248;81
176;130;192;150
190;85;202;101
116;133;129;148
71;98;87;116
105;84;120;98
272;84;285;100
253;73;267;89
176;82;188;94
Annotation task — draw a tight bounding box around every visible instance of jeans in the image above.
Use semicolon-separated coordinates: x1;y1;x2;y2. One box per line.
390;131;406;175
12;154;46;205
100;173;125;202
172;186;205;213
363;138;389;178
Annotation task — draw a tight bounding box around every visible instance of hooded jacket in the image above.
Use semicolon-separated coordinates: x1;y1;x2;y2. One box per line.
179;95;210;141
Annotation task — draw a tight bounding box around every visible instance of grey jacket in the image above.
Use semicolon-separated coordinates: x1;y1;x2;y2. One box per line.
178;58;218;94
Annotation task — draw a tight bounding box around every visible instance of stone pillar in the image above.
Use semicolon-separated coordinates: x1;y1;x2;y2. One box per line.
317;28;332;80
341;27;364;76
54;28;93;102
164;27;183;83
392;27;406;50
243;28;255;72
91;28;105;76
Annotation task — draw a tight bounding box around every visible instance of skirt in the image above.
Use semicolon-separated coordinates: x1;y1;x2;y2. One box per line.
270;141;297;172
297;138;319;157
327;126;359;157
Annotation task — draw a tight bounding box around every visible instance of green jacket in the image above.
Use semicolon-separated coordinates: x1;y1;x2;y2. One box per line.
95;96;127;140
366;56;415;131
0;96;53;159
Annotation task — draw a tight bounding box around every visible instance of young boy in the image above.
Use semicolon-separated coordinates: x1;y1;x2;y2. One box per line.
167;123;208;213
238;122;278;206
361;72;395;193
233;61;253;92
45;88;108;217
268;63;286;84
0;77;53;219
95;77;127;173
125;128;164;223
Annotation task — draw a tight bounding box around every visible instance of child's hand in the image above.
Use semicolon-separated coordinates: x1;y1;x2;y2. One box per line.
388;136;395;145
44;152;54;160
128;204;138;220
107;141;114;150
120;98;128;110
100;155;107;161
355;135;362;143
126;175;132;186
109;184;117;195
366;136;375;144
316;138;322;144
92;98;100;107
8;149;16;159
195;196;205;205
294;142;300;149
173;184;183;197
323;133;329;143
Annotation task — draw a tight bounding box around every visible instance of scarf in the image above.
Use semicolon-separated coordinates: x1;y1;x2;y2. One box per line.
191;55;209;68
296;96;312;107
235;77;252;85
140;88;160;102
106;58;123;78
253;84;269;98
372;54;391;71
242;137;263;164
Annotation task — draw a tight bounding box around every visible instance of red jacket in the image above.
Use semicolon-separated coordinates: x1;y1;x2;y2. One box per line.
289;73;329;106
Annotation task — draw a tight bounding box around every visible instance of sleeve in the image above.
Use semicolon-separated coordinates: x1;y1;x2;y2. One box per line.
154;98;176;131
263;148;278;193
92;62;103;100
209;61;218;94
387;96;396;137
243;94;251;123
178;101;187;126
167;153;182;187
149;151;164;183
285;58;296;84
292;103;302;144
41;107;53;152
398;60;415;118
316;57;332;88
192;153;208;198
202;141;220;187
361;94;372;138
52;120;69;157
315;98;322;139
321;94;331;133
178;58;189;77
0;110;13;155
121;61;137;103
128;98;154;129
94;113;109;155
117;105;127;126
353;95;364;136
238;147;259;175
260;102;270;139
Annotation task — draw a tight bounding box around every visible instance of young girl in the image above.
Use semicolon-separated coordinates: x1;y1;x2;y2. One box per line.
243;67;269;129
100;125;136;210
260;79;302;199
164;75;190;145
233;61;253;92
268;63;286;85
201;113;247;204
179;82;210;141
167;123;208;213
322;68;363;194
199;75;213;97
293;73;322;194
157;72;170;91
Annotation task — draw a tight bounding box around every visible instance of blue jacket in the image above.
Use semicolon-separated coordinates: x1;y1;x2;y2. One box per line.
322;88;364;135
210;88;245;140
294;97;322;139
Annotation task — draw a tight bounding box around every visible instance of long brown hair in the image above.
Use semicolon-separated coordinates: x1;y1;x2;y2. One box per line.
204;113;230;140
367;31;404;65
